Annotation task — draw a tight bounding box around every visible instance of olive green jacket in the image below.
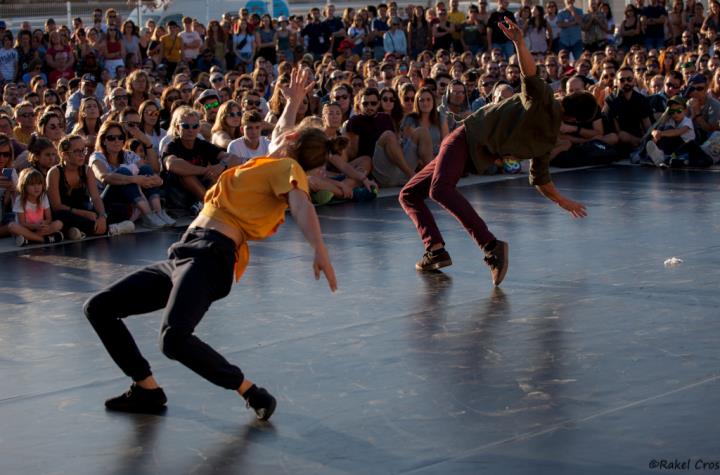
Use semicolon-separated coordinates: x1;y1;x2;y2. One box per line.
462;74;561;186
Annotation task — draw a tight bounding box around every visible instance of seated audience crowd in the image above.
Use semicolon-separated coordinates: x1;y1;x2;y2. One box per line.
1;0;719;246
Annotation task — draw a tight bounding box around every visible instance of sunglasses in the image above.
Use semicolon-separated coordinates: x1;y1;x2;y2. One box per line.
668;108;684;114
333;94;349;100
181;122;200;129
619;77;634;82
105;134;125;142
211;77;223;82
0;151;12;158
243;99;261;107
203;100;220;110
124;121;140;128
361;100;378;107
382;96;395;102
112;95;128;100
227;111;241;118
690;85;706;91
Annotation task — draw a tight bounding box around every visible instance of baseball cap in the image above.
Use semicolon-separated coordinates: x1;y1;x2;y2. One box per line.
197;88;220;102
81;73;97;84
687;73;707;86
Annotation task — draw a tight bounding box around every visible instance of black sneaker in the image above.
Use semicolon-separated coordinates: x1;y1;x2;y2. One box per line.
105;383;167;414
415;248;452;271
43;231;64;244
484;240;509;286
244;385;277;421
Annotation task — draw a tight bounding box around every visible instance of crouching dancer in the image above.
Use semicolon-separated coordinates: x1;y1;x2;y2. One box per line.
399;19;595;286
84;68;337;420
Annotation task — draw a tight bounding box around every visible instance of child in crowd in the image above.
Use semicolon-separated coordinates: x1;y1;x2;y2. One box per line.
645;96;713;168
9;168;64;246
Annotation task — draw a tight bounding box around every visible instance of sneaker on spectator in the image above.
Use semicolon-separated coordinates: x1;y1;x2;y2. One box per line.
141;212;166;229
645;142;667;167
190;201;204;215
352;186;378;202
108;220;136;236
66;227;86;241
43;232;64;244
15;235;28;247
312;190;335;206
156;209;176;227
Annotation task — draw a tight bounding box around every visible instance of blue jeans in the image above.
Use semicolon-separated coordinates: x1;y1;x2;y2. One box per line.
492;41;515;60
560;40;583;61
644;36;665;50
102;165;160;221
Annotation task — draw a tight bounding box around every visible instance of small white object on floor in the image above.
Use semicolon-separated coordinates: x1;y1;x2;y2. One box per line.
664;257;684;267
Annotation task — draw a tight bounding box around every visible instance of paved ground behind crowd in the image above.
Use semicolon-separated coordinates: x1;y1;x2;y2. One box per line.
1;165;718;475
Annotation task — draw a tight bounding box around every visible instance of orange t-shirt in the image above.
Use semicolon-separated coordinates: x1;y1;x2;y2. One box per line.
200;156;309;281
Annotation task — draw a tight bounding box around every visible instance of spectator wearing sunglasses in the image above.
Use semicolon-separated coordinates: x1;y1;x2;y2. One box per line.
685;73;720;143
602;66;653;157
89;121;170;229
162;106;241;214
211;100;243;149
195;89;222;141
645;95;712;167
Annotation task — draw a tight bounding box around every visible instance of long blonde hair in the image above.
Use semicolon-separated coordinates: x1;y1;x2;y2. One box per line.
211;100;242;137
168;106;201;139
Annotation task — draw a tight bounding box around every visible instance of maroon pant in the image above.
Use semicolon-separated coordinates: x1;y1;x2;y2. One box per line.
399;125;495;251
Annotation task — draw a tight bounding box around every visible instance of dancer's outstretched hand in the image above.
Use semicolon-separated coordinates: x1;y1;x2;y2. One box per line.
498;18;524;43
314;246;338;292
279;66;315;103
559;198;588;218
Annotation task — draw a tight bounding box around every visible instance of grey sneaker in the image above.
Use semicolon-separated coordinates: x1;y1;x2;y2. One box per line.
15;235;28;247
108;220;136;236
484;240;509;286
141;212;166;229
66;227;86;241
156;209;176;227
645;141;667;166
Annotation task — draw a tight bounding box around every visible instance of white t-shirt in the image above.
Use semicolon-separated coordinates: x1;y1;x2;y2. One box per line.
179;30;202;61
0;47;18;81
227;136;271;164
664;116;695;142
13;194;50;225
88;150;143;191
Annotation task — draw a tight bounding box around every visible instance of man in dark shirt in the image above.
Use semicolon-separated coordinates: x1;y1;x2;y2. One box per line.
603;66;653;154
302;8;330;59
641;0;667;50
163;107;241;212
400;19;593;287
486;0;516;59
345;87;415;179
322;4;346;57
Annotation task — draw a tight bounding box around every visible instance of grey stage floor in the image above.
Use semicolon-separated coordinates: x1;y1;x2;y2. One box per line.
1;166;719;475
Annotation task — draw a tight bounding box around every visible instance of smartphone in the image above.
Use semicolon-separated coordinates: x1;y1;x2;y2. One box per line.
1;168;18;185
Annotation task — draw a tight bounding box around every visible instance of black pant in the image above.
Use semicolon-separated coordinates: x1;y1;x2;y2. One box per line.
84;227;244;389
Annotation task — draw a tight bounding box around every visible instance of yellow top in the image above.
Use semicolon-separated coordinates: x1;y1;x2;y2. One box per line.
200;156;309;282
13;126;32;146
161;34;183;63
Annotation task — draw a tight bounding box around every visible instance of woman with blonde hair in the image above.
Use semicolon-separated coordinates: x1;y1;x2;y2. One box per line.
210;100;243;148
